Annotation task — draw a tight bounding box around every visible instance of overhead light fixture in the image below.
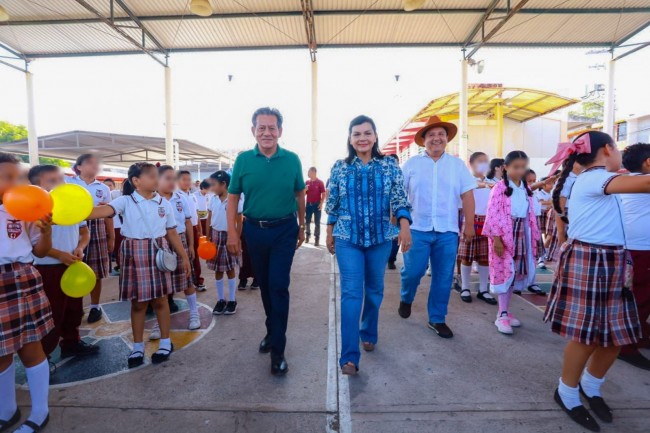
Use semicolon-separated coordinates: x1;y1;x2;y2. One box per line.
403;0;427;12
467;58;485;74
0;6;10;22
190;0;212;17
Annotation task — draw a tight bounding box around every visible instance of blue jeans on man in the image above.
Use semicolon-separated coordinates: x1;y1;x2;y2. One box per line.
335;239;392;368
305;202;321;240
400;229;459;324
243;218;298;358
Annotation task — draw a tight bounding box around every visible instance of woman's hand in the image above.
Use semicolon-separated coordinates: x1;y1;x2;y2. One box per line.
493;237;504;258
326;225;335;255
397;219;412;253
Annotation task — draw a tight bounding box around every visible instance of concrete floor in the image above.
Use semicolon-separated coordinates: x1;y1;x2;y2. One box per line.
16;244;650;433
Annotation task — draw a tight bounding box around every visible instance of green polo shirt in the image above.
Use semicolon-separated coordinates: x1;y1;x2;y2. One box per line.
229;144;305;220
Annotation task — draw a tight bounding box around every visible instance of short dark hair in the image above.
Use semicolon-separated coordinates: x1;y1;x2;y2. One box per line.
0;152;22;165
469;151;487;164
210;170;231;186
622;143;650;173
28;164;59;185
176;170;191;179
252;107;283;129
159;164;175;175
308;167;317;173
200;180;210;190
103;178;115;186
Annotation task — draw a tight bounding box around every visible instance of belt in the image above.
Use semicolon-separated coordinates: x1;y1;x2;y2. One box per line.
245;214;295;229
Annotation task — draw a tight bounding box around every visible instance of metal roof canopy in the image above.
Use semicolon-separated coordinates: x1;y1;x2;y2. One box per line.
1;130;234;170
0;1;649;66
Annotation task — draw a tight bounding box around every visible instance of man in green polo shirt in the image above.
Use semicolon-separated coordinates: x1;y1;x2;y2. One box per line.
226;107;305;376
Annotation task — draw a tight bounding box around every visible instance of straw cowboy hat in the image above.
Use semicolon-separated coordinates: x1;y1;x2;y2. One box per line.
414;116;458;146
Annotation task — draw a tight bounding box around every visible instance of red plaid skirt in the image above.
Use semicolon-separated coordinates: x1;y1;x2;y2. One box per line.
538;212;548;236
544;240;640;347
0;263;53;356
458;215;488;263
545;208;561;262
84;219;110;278
170;234;193;293
119;237;173;302
207;229;240;272
512;217;529;286
536;215;546;259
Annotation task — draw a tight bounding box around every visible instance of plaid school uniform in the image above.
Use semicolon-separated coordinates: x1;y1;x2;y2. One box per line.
207;229;240;272
545;208;561;262
538;212;548;236
84;218;110;278
544;240;640;347
536;215;546;259
170;234;193;293
458;215;489;263
119;237;173;302
0;263;54;356
511;217;529;287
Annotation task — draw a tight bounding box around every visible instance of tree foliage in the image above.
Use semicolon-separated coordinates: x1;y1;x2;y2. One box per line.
0;120;70;167
568;101;604;122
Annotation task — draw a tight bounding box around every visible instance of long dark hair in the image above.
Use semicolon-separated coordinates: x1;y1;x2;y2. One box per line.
345;115;384;164
502;150;533;198
552;130;614;223
487;158;504;179
73;153;96;175
122;162;156;196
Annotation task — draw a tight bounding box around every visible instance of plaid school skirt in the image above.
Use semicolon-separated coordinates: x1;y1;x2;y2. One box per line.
170;234;193;293
458;215;489;263
544;240;640;347
0;263;53;356
119;237;173;302
84;219;110;278
538;212;548;236
207;229;240;272
536;215;546;259
545;208;561;262
511;217;529;286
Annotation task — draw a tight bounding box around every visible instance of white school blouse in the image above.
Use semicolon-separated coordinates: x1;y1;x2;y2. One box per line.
567;168;624;246
510;181;530;218
402;152;476;233
535;189;551;212
473;177;491;216
209;196;243;232
33;222;87;266
166;191;192;235
177;189;199;226
620;173;650;251
194;191;212;220
109;192;176;239
0;205;41;264
110;189;122;229
67;176;111;206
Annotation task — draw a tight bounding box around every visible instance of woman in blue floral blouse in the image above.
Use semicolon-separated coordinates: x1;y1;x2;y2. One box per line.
326;115;412;376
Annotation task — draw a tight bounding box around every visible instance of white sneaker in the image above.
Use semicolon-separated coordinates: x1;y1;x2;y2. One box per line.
196;284;207;292
426;267;432;276
188;313;201;330
149;323;161;340
495;315;513;334
537;261;547;269
508;313;521;327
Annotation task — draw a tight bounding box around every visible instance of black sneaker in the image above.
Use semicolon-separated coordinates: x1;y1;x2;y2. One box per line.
387;261;396;270
87;307;102;323
305;235;310;244
213;299;227;315
225;301;237;315
250;279;260;290
238;279;248;290
168;298;179;313
315;238;320;247
398;301;411;319
60;341;100;359
428;322;454;339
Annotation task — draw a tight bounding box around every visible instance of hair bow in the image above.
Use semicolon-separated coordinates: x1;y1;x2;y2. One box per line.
545;134;591;175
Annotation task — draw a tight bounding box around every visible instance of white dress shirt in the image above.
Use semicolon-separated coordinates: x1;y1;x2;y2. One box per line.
109;192;176;239
177;189;199;226
473;177;491;216
66;175;111;205
402;152;476;233
510;181;530;218
166;191;192;235
620;173;650;251
33;222;86;265
0;205;41;264
209;195;243;232
110;189;122;229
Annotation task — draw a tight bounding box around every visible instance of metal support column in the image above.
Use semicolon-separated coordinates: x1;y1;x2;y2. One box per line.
164;65;174;166
603;58;616;136
311;60;318;168
25;70;39;166
459;56;469;160
495;101;504;157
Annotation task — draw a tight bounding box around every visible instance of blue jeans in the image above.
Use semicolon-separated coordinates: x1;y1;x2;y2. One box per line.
400;230;459;324
388;238;399;263
305;202;321;239
335;239;392;368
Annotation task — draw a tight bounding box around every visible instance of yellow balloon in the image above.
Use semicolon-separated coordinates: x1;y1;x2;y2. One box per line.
60;261;96;298
51;184;94;226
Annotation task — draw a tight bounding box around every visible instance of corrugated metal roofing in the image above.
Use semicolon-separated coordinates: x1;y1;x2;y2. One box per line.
0;1;648;58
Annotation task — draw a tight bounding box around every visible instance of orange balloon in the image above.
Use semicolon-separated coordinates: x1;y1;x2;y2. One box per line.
3;185;53;222
198;236;208;244
197;241;217;260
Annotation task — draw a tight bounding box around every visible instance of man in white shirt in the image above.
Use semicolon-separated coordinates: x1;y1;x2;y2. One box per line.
399;116;476;339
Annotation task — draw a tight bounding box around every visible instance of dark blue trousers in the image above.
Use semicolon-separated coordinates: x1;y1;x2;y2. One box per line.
243;218;298;358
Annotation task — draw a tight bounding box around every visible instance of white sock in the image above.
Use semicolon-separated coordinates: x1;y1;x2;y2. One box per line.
558;378;582;410
581;369;605;398
24;360;49;425
131;342;144;356
159;338;171;352
0;361;17;419
478;265;490;294
460;264;471;292
216;279;225;300
186;293;198;315
228;278;237;302
90;304;100;310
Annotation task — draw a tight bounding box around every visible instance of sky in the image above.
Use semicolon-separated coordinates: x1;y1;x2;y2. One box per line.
1;33;650;175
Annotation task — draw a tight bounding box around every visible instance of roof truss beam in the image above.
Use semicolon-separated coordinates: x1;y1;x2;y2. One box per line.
300;0;317;62
463;0;501;47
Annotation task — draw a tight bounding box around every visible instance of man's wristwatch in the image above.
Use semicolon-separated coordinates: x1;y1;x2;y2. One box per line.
299;224;305;230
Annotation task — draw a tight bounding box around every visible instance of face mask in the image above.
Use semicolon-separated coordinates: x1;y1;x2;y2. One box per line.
476;162;489;175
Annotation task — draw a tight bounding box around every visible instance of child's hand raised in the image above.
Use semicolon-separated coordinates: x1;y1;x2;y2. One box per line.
35;214;53;234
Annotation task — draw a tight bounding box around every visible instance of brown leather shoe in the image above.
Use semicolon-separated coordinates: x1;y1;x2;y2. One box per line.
341;362;357;376
362;342;375;352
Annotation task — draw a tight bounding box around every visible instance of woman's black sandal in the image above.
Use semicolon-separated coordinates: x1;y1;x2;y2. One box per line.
151;344;174;364
127;350;145;369
554;389;600;432
0;408;20;433
477;291;497;305
579;385;613;423
460;289;472;303
15;414;49;433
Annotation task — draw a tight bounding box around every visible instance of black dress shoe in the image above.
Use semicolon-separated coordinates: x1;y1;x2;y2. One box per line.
477;291;497;305
271;356;288;376
0;408;20;433
460;289;472;303
554;389;600;432
168;298;179;313
387;261;397;270
428;322;453;338
259;336;272;353
87;307;102;323
15;414;49;433
579;385;613;423
398;301;411;319
60;340;100;359
618;352;650;371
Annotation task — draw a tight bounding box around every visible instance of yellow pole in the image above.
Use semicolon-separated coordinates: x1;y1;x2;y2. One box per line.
495;100;504;157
